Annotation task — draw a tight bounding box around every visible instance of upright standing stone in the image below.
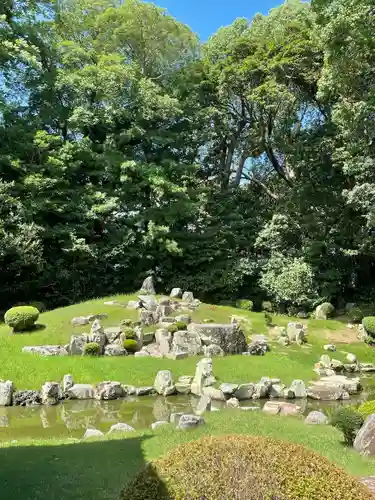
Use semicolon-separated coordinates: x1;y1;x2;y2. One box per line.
154;371;176;396
0;380;13;406
196;394;211;415
191;358;216;396
170;288;183;298
41;382;60;405
140;276;155;294
182;291;194;302
62;374;74;393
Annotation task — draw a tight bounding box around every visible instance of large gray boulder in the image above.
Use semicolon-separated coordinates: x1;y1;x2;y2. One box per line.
69;334;89;355
171;330;202;357
139;310;157;326
83;428;104;439
41;382;60;405
191;358;216;396
177;414;205;430
234;383;255;401
182;291;194;302
287;323;306;342
263;401;301;416
108;422;135;434
154;370;176;396
22;345;69;356
220;383;238;396
138;295;157;311
104;344;127;356
13;390;41;406
315;302;335;320
71;316;90;326
95;381;124;400
0;380;13;406
104;326;122;344
202;387;225;401
287;380;306;398
67;384;95;400
188;323;246;354
140;276;155;294
354;415;375;456
175;376;192;394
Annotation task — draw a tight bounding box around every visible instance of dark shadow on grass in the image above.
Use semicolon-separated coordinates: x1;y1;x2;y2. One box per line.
0;435;165;500
12;324;47;334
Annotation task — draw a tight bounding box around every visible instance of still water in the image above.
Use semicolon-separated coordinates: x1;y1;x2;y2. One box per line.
0;376;374;442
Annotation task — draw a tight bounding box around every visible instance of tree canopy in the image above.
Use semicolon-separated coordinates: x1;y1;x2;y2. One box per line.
1;0;374;311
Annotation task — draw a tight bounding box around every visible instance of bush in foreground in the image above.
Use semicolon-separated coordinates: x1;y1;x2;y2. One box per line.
331;407;364;446
363;316;375;338
83;342;101;356
121;435;371;500
4;306;40;332
358;401;375;420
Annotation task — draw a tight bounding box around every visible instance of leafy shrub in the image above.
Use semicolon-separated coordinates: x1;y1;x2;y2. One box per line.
261;301;273;312
317;302;335;318
264;311;273;327
4;306;40;332
123;339;138;353
363;316;375;338
167;324;178;334
121;435;371;500
348;307;363;323
236;299;254;311
122;327;136;339
331;407;364;446
121;319;133;327
83;342;101;356
175;321;187;330
365;336;375;346
358;401;375;419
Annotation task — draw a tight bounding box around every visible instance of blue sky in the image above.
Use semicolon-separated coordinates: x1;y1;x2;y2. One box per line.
153;0;282;40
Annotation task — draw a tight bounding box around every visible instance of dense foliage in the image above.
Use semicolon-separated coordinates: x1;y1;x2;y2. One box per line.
363;317;375;338
331;407;364;446
121;435;372;499
358;401;375;420
4;306;40;331
1;0;375;310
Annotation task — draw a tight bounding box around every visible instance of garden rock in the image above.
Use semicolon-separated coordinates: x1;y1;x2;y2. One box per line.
83;428;104;439
138;295;157;311
67;384;95;400
234;383;255;401
170;287;182;298
287;323;306;342
154;370;176;396
220;383;238;396
71;316;90;326
96;381;124;400
320;354;331;368
315;302;334;320
140;276;155;294
191;358;216;396
175;376;192;394
182;291;194;302
226;397;240;408
287;380;306;398
171;330;202;357
177;414;205;430
139;310;157;326
269;384;286;398
151;421;169;430
175;314;191;324
190;323;246;354
263;401;301;416
203;387;225;401
104;326;122;344
203;344;224;357
274;326;287;337
196;394;211;415
304;411;328;425
104;344;127;356
360;363;375;373
13;390;41;406
22;345;69;356
253;377;272;399
69;334;89;355
347;353;357;363
90;319;104;335
41;382;60;405
122;385;136;396
358;324;369;342
354;415;375;456
136;386;155;396
324;344;336;352
155;328;171;344
126;300;142;309
170;412;184;425
0;381;13;406
278;337;290;347
87;313;108;321
62;374;74;393
246;343;267;356
155;305;173;319
331;359;345;371
108;422;135;434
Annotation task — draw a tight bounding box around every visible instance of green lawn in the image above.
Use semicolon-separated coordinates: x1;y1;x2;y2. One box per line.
0;410;374;500
0;294;374;389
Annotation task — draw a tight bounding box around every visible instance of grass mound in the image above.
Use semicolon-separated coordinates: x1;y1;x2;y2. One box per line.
121;435;373;500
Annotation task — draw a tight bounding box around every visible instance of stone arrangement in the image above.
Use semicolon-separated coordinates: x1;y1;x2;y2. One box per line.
275;322;308;347
315;353;375;376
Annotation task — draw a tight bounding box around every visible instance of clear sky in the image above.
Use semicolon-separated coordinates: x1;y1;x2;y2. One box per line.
153;0;283;40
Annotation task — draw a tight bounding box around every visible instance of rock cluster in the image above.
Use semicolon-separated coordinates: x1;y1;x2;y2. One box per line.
314;354;375;375
275;323;308;347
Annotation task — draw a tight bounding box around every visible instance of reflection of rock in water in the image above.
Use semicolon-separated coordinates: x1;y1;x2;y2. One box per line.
98;401;121;424
153;397;170;422
40;406;58;428
67;400;97;413
0;413;9;427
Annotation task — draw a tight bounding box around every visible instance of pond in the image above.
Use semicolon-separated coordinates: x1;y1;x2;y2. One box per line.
1;376;374;442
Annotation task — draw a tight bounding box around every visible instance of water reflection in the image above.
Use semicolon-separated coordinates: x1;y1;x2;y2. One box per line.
0;379;373;442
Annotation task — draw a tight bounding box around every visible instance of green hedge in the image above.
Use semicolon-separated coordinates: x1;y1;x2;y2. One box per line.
4;306;40;331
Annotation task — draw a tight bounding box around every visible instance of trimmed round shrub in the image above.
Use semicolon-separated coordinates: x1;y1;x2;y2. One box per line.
236;299;254;311
4;306;40;332
175;321;187;331
122;327;136;339
317;302;335;318
123;339;138;353
331;407;364;446
358;400;375;419
348;307;363;323
167;324;178;334
83;342;100;356
363;316;375;338
121;435;371;500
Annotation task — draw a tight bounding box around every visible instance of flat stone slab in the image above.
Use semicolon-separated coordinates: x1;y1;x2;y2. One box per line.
22;345;69;356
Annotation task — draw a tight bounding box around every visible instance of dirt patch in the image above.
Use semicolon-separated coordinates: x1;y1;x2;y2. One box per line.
324;327;358;343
